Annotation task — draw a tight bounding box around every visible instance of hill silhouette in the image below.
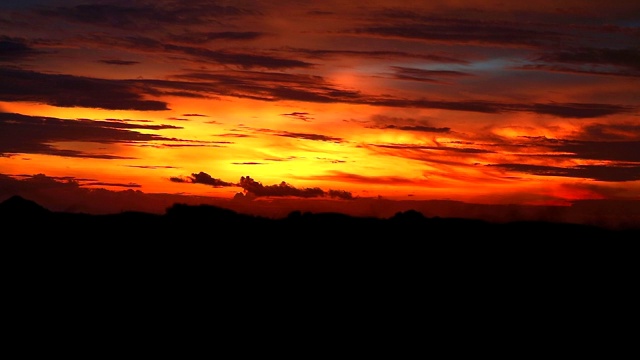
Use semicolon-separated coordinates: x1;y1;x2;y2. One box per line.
1;195;638;240
2;195;638;296
0;195;51;216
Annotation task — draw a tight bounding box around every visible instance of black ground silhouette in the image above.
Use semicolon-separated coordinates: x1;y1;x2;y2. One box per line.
2;195;638;240
2;195;637;302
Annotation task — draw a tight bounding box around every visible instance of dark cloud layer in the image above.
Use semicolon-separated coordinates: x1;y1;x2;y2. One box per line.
0;67;168;110
98;59;140;65
38;1;259;30
81;35;313;69
0;36;45;61
374;143;493;154
521;47;640;78
0;112;183;158
491;163;640;182
537;47;640;72
285;47;470;64
553;140;640;162
175;71;634;118
352;15;565;47
1;64;633;118
377;124;451;133
390;66;473;83
169;31;264;44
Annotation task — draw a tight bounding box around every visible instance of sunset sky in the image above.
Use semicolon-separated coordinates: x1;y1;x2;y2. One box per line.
1;0;639;217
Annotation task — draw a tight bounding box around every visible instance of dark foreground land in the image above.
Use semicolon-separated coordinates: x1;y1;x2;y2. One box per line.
3;193;638;284
2;195;640;239
2;195;637;318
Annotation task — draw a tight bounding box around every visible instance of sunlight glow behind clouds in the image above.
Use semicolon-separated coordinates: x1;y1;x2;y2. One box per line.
1;0;639;213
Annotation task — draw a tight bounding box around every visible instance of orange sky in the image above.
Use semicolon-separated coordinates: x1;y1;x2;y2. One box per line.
1;0;639;218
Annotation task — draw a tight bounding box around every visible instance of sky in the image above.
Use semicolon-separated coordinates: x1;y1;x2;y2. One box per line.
1;0;640;221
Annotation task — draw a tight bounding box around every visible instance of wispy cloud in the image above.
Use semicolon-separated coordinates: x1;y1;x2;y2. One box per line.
280;112;314;121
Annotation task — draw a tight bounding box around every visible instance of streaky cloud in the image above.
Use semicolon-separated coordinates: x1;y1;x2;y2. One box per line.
0;67;169;110
98;59;140;65
378;124;451;133
37;2;259;30
169;31;264;44
490;163;640;182
0;112;185;158
284;47;470;64
537;47;640;71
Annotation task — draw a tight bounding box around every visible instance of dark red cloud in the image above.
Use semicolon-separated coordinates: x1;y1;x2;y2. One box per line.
176;70;635;118
169;31;264;44
280;112;313;122
79;35;313;69
307;171;427;186
283;47;470;64
371;98;635;118
374;143;493;154
553;140;640;163
375;125;451;133
516;64;640;78
238;123;345;143
37;1;259;30
579;123;640;141
3;65;631;119
275;131;343;143
522;103;634;118
127;165;177;169
98;59;140;65
489;163;640;182
389;66;473;83
351;14;565;47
